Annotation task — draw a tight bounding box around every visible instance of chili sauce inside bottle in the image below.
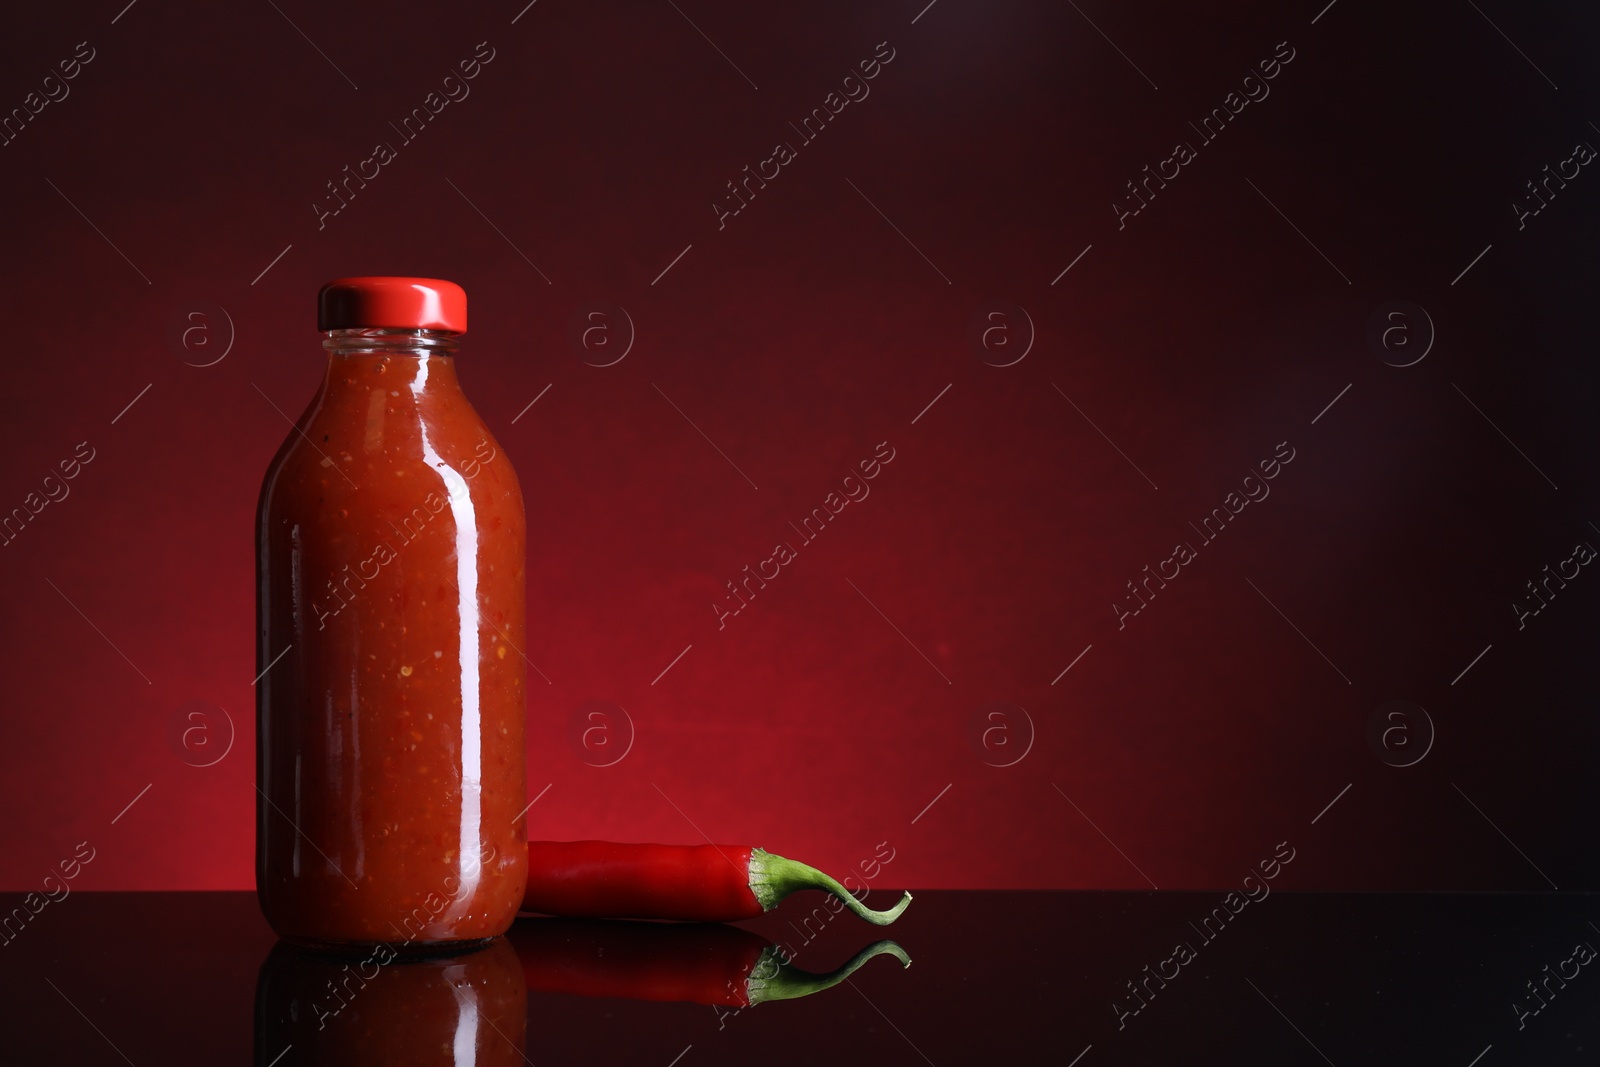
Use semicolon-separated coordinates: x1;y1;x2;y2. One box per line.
256;277;528;949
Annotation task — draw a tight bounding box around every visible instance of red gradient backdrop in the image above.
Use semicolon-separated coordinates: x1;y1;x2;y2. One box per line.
1;0;1596;892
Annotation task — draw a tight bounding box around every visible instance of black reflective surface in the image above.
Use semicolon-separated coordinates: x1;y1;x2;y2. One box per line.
2;891;1597;1063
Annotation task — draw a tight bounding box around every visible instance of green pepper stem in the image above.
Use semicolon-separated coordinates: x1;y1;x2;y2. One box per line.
747;940;912;1005
746;848;912;925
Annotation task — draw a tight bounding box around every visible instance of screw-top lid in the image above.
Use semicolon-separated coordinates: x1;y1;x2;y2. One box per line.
318;277;468;332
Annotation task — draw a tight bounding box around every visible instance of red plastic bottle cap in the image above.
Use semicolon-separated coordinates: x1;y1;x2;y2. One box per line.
318;277;468;333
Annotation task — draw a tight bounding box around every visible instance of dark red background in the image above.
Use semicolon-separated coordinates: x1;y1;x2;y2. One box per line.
1;0;1595;891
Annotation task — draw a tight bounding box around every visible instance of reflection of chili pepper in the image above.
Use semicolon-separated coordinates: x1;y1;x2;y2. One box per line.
522;841;912;924
506;917;910;1007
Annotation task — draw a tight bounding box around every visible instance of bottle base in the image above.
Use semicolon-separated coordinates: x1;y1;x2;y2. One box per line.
279;934;500;961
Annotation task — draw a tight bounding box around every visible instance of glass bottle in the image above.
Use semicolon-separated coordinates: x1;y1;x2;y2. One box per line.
256;277;528;948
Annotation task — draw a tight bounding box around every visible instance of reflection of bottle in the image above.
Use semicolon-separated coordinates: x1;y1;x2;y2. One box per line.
256;278;527;948
505;918;910;1007
253;937;527;1066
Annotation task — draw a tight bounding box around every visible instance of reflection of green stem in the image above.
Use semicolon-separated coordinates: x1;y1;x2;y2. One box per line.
747;940;912;1005
746;848;912;924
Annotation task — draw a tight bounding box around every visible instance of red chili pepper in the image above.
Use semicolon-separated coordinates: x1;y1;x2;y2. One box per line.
521;841;912;924
506;917;911;1007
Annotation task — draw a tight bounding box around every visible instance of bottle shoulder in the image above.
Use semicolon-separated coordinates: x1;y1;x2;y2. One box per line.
259;371;522;522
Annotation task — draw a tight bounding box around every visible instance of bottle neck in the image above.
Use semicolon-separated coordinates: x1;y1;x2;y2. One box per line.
322;328;463;398
322;327;461;357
